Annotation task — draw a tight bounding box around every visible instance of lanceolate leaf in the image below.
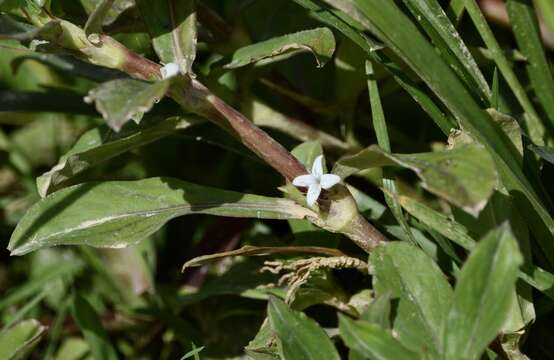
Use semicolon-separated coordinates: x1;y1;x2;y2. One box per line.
136;0;197;73
8;178;315;255
333;144;497;214
442;224;523;360
369;242;453;353
268;297;340;360
0;319;47;360
224;28;336;69
37;116;198;197
339;316;419;360
85;78;171;131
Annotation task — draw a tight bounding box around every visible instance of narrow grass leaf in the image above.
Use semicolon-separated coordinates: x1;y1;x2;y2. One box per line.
268;297;340;360
8;177;315;255
443;224;523;360
369;242;453;353
71;293;118;360
339;316;419;360
506;0;554;131
463;0;546;145
0;261;82;311
225;28;335;69
11;52;126;82
366;60;416;244
352;0;554;252
0;319;47;360
293;0;454;134
402;0;491;103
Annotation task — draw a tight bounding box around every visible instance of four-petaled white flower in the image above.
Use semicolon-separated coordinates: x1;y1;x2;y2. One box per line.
292;155;341;207
160;62;180;79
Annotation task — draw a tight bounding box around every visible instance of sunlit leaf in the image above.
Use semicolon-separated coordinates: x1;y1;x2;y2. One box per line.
333;144;497;214
9;177;315;255
225;28;336;69
268;297;340;360
443;224;523;360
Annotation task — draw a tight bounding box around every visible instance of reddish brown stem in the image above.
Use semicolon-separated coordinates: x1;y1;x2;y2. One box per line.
102;35;308;180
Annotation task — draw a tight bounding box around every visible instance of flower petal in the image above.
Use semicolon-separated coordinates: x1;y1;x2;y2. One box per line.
320;174;341;189
160;63;180;79
306;183;322;207
292;174;317;187
311;155;324;178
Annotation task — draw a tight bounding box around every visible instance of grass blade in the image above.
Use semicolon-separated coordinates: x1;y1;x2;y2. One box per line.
352;0;554;258
506;0;554;133
366;60;416;244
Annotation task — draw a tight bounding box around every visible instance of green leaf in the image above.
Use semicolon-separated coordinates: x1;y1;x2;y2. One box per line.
224;28;336;69
442;224;523;360
352;0;554;250
333;143;497;214
463;0;545;145
528;144;554;165
8;177;315;255
267;297;340;360
71;293;118;360
398;193;554;300
506;0;554;131
179;345;205;360
245;320;280;360
401;0;491;103
0;14;62;41
398;194;475;251
535;0;554;35
0;260;82;311
84;0;116;37
36;116;198;197
80;0;134;25
366;60;416;245
11;52;126;82
0;319;47;360
369;242;453;353
339;316;419;360
136;0;197;73
293;0;455;135
52;338;90;360
85;78;171;131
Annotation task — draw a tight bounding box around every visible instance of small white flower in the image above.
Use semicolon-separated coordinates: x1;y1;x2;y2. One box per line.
292;155;341;207
160;62;180;79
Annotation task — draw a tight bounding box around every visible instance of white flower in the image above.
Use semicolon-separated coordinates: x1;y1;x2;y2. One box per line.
160;62;180;79
292;155;341;207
